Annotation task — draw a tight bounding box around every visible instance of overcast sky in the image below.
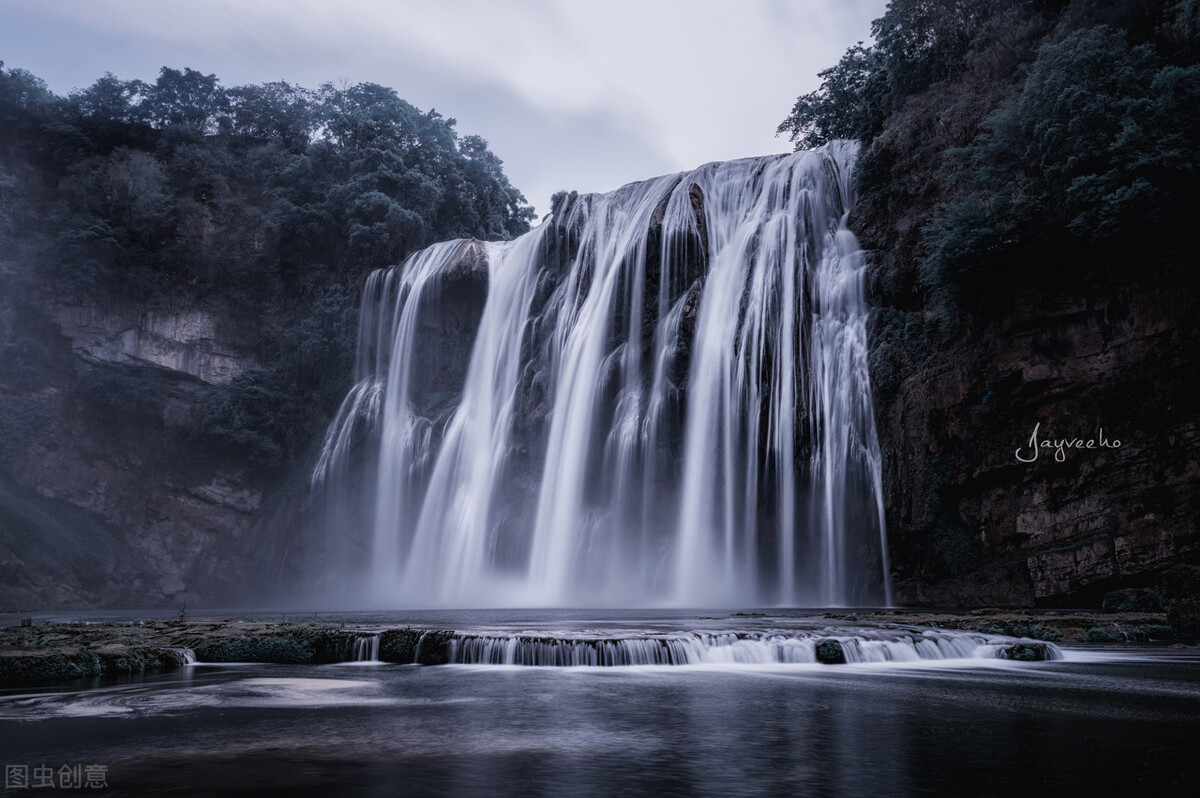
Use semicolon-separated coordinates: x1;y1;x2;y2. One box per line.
1;0;887;218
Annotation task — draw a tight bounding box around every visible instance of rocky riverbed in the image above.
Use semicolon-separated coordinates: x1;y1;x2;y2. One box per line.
0;608;1190;687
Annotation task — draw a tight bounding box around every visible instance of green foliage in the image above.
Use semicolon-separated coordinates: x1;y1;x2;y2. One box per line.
870;0;1005;100
202;369;306;467
75;368;168;427
921;23;1200;312
1084;626;1123;643
777;45;888;148
0;61;54;137
144;67;223;131
1137;624;1177;640
781;0;1199;339
0;61;535;471
778;0;1008;148
1102;587;1166;613
981;622;1062;642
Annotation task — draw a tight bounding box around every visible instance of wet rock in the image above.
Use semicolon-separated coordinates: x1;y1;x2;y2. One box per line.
0;649;102;685
1136;624;1177;641
1102;587;1165;614
414;630;456;665
977;621;1062;642
875;276;1200;607
92;645;187;674
815;639;845;664
1084;627;1124;643
1158;565;1200;637
409;240;489;420
379;628;422;663
377;628;458;664
50;304;257;386
1000;643;1054;661
192;635;314;664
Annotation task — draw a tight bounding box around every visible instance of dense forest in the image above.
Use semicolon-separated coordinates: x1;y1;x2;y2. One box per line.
780;0;1199;604
0;65;534;468
780;0;1198;323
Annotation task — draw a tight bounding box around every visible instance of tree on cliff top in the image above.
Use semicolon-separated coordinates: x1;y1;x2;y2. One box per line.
0;62;536;467
779;0;1199;322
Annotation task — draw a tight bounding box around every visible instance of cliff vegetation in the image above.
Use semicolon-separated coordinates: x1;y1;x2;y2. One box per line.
0;64;533;608
781;0;1200;605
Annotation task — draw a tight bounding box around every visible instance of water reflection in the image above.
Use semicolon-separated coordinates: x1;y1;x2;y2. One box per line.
1;650;1198;795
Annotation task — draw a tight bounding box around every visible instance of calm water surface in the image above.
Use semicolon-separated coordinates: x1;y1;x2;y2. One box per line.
1;612;1197;796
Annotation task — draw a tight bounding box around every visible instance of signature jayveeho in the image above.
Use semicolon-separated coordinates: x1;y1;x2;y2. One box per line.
1015;423;1121;463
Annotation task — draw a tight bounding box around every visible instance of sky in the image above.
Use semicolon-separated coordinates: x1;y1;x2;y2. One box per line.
0;0;888;219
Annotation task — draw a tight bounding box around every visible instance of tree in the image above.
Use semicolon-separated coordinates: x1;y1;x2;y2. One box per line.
920;21;1200;312
144;67;223;132
223;81;315;150
778;1;1008;149
777;44;888;148
68;74;145;127
1;62;536;466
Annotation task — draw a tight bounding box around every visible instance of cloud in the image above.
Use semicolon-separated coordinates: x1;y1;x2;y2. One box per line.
1;0;888;216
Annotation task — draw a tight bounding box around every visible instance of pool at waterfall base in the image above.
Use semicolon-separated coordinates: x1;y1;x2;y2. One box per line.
1;611;1197;796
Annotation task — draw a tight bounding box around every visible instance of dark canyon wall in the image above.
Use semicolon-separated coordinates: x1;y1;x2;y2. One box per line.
819;0;1200;607
0;295;268;608
867;259;1198;607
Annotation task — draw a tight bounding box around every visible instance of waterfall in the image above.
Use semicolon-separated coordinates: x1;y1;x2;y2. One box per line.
172;647;198;665
352;635;381;662
312;141;889;607
442;630;1061;666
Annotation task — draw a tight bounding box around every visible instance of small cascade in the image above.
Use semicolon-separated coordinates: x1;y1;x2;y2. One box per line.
444;629;1063;667
172;647;198;666
351;635;381;662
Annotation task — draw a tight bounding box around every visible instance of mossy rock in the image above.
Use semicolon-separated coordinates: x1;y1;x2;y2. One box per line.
1158;566;1200;636
980;621;1062;642
1084;627;1124;643
288;628;359;663
93;646;181;674
414;630;456;665
1137;624;1177;641
193;635;314;664
379;629;422;663
377;628;457;665
815;639;846;664
1000;643;1054;661
1102;588;1165;614
0;651;102;685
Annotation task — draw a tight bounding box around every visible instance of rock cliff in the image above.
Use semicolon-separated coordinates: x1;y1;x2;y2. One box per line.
3;192;1195;612
0;292;269;610
866;247;1199;607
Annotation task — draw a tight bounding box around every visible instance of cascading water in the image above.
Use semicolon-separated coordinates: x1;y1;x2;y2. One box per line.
352;635;381;662
443;629;1061;666
311;141;889;607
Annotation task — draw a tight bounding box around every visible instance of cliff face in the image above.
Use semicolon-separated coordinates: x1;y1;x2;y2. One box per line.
867;257;1199;607
829;0;1200;608
0;292;270;610
3;222;1195;611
